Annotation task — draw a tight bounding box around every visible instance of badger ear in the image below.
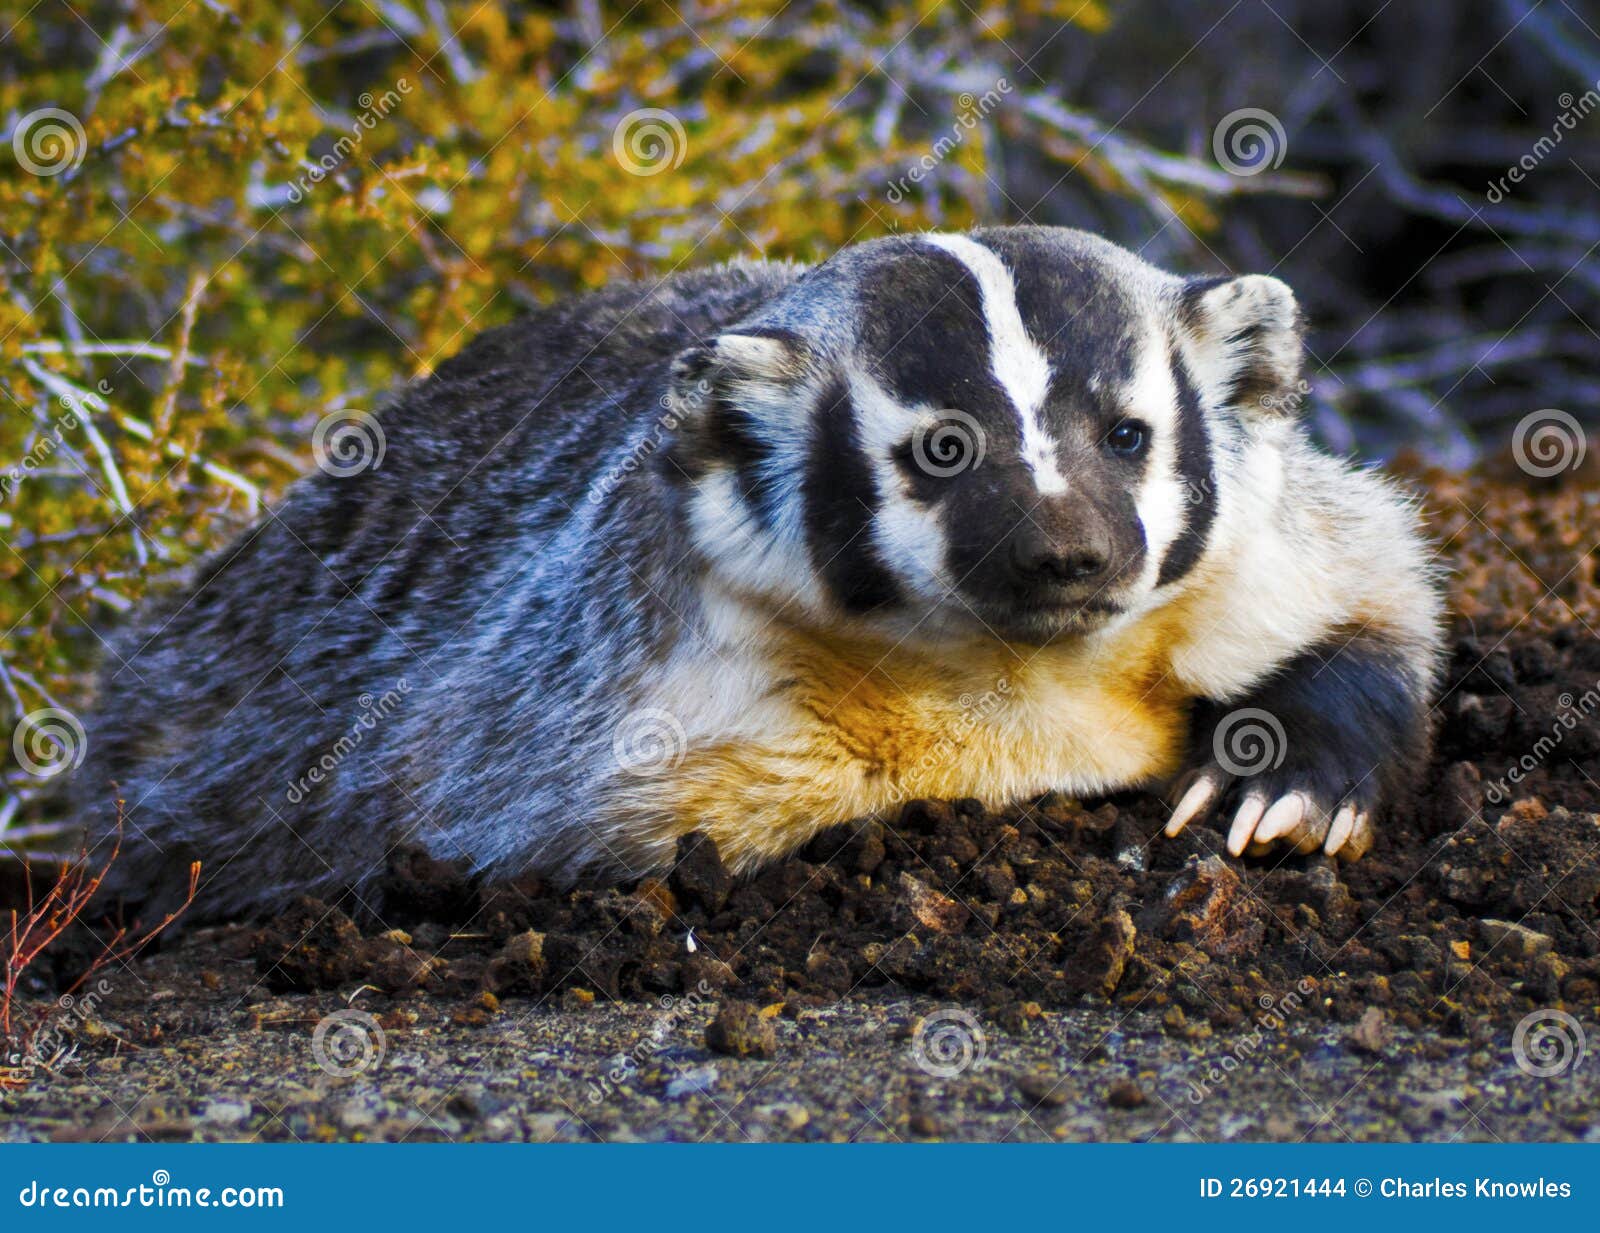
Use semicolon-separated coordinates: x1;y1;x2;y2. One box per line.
660;329;812;486
1178;274;1303;417
667;330;810;416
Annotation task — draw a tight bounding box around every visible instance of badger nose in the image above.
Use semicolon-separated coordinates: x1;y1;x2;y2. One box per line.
1010;537;1109;585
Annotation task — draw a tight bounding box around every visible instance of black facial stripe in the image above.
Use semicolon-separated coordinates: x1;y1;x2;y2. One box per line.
1156;348;1216;588
853;244;1020;449
803;380;902;614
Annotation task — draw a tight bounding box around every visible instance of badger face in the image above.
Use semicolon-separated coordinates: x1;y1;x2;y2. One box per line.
665;227;1301;647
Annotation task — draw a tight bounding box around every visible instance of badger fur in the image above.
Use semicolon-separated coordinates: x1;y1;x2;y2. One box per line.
78;226;1445;920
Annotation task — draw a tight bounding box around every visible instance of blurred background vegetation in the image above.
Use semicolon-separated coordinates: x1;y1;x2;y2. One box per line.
1;0;1596;834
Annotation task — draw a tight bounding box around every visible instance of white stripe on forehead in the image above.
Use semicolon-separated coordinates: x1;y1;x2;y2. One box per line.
922;233;1066;496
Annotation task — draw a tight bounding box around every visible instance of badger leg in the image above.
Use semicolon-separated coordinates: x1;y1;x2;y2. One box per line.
1162;634;1428;861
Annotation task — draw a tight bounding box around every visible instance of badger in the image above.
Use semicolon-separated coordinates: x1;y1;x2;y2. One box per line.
77;226;1444;920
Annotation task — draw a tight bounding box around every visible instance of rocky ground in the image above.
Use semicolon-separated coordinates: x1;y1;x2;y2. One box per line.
3;462;1598;1142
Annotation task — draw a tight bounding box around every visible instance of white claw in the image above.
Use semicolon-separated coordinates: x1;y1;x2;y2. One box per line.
1227;795;1268;857
1324;804;1358;856
1254;793;1308;844
1165;774;1221;837
1339;811;1374;861
1294;801;1334;853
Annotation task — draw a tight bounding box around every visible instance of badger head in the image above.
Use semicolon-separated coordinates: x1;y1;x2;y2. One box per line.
662;226;1303;646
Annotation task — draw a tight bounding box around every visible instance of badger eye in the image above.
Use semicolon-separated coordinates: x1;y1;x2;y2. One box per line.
895;410;986;487
1106;420;1148;457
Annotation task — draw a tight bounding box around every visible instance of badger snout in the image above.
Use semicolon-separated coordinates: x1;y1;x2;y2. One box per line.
952;489;1145;641
1007;521;1112;587
1003;493;1140;597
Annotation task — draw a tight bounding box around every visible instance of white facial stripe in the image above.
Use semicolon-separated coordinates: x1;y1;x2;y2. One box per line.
1121;341;1187;601
922;234;1065;497
850;370;953;604
687;470;823;616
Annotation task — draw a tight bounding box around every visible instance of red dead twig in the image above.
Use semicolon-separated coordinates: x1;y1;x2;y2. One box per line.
1;808;200;1089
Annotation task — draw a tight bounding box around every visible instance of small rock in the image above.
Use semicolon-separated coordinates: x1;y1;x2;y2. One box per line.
1105;1078;1148;1109
362;934;441;992
251;898;367;992
1018;1072;1068;1108
664;1065;719;1099
1504;796;1549;824
1348;1006;1392;1055
842;821;887;875
335;1099;378;1130
1478;918;1554;958
895;873;967;935
633;877;679;918
199;1098;251;1128
908;1110;944;1137
755;1102;810;1132
485;930;547;995
1151;855;1265;957
683;953;738;993
669;833;732;913
1068;908;1137;998
705;1001;778;1059
802;949;851;993
1113;816;1147;872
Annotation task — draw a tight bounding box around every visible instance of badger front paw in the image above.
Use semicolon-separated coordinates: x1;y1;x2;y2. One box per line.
1161;706;1381;861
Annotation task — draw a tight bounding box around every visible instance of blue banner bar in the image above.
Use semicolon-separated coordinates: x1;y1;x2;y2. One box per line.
1;1145;1593;1229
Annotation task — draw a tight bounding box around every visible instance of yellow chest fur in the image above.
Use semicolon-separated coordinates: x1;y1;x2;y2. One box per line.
617;602;1199;873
